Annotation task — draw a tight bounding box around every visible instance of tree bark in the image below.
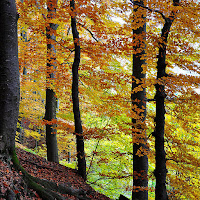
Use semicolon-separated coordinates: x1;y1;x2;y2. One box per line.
45;0;59;163
132;1;148;200
0;0;20;154
70;0;87;181
154;1;179;199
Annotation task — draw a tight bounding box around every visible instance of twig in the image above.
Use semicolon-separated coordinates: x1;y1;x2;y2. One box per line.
87;139;100;175
78;22;99;42
88;174;132;185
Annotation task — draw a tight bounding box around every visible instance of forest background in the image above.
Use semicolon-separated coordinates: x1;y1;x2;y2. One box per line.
14;0;200;199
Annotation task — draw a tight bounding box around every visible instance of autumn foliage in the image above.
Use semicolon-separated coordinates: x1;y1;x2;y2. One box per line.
16;0;200;199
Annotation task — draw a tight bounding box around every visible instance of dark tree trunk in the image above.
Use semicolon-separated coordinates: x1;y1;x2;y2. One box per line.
70;0;87;181
45;0;59;163
119;194;130;200
132;1;148;200
45;88;59;163
154;1;179;199
0;0;20;154
131;1;148;200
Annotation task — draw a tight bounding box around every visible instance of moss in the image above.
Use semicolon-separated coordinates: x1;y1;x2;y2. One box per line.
10;147;64;200
9;147;87;200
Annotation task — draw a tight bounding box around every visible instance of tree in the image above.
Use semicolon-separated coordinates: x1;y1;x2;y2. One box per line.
0;0;20;156
70;0;87;181
44;0;59;163
131;1;148;200
153;1;180;199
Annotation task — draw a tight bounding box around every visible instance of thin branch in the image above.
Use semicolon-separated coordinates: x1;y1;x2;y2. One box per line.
52;37;74;52
113;152;133;160
78;22;99;42
88;174;132;185
87;139;100;175
165;138;174;154
166;158;195;166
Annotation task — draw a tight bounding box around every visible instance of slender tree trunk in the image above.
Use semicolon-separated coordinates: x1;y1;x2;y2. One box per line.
132;1;148;200
0;0;19;154
45;0;59;163
154;1;179;199
70;0;87;181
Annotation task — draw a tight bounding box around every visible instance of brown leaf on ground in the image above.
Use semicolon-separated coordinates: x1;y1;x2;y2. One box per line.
15;147;112;200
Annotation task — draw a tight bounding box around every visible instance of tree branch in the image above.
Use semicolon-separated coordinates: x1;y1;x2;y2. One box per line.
78;22;99;42
129;0;167;20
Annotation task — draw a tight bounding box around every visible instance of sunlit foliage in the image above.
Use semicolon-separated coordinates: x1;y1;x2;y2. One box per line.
16;0;200;199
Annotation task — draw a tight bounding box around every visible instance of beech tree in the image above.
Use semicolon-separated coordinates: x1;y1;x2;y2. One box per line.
0;0;20;156
153;1;180;199
70;0;87;181
45;0;59;163
132;1;148;200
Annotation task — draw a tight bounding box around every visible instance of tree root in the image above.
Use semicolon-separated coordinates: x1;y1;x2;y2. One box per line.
10;148;90;200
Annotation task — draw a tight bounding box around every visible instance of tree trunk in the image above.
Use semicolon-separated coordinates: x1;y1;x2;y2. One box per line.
132;1;148;200
70;0;87;181
0;0;20;155
154;1;179;199
45;0;59;163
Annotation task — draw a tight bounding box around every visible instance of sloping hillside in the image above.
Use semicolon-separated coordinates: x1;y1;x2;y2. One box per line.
0;146;111;200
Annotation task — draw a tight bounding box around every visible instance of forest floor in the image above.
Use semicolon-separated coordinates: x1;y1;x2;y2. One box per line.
0;145;111;200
